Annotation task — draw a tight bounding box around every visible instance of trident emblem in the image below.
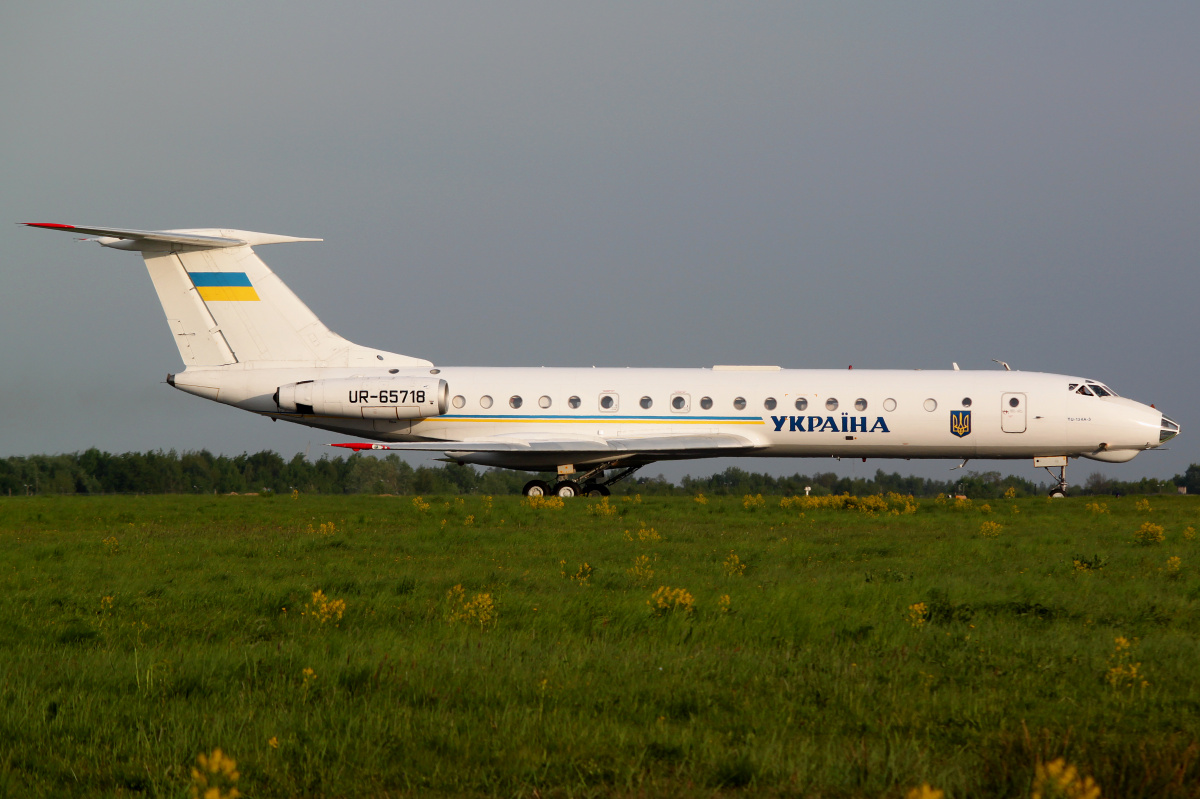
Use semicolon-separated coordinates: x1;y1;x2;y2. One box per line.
950;410;972;438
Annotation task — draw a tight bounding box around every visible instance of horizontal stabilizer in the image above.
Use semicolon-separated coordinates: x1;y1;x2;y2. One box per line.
22;223;321;250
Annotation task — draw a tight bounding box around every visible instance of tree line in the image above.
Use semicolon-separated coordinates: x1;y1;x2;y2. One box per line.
1;449;1194;499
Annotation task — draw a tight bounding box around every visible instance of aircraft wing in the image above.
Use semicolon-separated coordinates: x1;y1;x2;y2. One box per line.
331;433;758;455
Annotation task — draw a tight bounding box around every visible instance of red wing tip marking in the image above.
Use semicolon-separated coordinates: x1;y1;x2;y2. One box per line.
23;223;75;229
331;442;379;452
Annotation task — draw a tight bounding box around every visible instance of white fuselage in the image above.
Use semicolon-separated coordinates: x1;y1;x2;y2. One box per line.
171;364;1172;471
25;221;1176;481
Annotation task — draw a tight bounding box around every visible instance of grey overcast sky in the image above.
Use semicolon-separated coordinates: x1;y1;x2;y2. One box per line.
2;2;1197;485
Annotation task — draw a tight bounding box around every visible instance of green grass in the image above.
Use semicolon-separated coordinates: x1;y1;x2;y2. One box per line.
1;492;1198;798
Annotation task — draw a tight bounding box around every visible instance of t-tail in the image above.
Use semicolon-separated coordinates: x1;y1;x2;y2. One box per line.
22;223;430;369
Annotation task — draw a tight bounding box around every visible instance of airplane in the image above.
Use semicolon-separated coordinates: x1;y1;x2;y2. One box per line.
24;222;1180;498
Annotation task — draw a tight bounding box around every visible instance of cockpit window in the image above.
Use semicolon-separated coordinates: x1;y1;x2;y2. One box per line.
1091;385;1111;397
1068;383;1078;391
1076;385;1094;396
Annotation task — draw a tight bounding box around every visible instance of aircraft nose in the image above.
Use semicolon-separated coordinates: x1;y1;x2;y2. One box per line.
1159;414;1181;445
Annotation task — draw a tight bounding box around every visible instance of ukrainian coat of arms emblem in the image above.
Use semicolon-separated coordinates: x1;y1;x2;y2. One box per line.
950;410;971;438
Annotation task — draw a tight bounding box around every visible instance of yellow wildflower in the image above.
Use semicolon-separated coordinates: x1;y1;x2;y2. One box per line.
445;584;496;628
1106;636;1148;691
723;551;746;577
190;748;240;799
1133;522;1165;546
525;495;565;509
1032;758;1101;799
588;497;618;517
304;590;345;625
626;554;655;581
906;785;945;799
979;520;1003;538
648;586;694;615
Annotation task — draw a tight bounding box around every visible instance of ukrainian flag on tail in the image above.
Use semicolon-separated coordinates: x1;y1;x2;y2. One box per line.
189;272;260;302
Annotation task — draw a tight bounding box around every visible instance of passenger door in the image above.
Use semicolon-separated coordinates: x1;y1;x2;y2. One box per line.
1001;393;1027;433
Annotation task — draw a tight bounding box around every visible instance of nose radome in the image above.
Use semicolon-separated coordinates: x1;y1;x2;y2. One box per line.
1159;414;1181;444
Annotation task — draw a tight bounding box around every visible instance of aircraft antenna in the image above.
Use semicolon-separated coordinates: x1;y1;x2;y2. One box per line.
991;359;1011;371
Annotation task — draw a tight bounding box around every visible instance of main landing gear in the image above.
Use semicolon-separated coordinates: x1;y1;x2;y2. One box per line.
522;462;643;498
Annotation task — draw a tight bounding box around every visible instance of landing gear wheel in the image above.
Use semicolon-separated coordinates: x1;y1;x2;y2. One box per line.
523;479;551;497
1041;462;1069;499
582;482;610;497
553;480;580;498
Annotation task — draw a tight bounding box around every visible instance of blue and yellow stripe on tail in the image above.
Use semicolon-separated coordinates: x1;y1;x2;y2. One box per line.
189;272;260;301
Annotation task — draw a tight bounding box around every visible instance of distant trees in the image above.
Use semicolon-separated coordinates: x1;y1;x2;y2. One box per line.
677;467;1041;499
0;449;1191;497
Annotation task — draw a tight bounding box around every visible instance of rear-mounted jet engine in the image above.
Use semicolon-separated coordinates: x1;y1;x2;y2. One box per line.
275;378;448;420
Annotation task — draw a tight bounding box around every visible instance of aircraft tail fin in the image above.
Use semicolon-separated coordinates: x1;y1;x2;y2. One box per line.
24;223;431;369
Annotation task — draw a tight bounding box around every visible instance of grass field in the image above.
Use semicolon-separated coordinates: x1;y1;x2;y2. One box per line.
1;491;1198;798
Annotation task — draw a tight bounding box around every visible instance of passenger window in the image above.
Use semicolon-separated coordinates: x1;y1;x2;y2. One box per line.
825;398;838;411
961;398;972;408
795;398;808;411
671;394;689;412
452;395;465;409
568;396;581;409
733;397;747;410
764;397;777;410
883;398;897;412
854;398;867;411
480;395;493;409
509;396;523;409
538;395;552;408
923;398;937;412
599;393;618;411
700;397;713;410
640;396;653;409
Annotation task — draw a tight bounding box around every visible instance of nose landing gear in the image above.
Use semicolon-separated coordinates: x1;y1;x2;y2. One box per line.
1048;473;1067;498
1035;455;1070;497
1036;458;1075;494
